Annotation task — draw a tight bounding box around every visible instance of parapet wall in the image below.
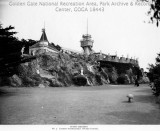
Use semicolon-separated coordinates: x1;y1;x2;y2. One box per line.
60;48;139;66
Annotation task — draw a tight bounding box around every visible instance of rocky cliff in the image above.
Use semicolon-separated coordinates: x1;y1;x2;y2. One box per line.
0;52;148;87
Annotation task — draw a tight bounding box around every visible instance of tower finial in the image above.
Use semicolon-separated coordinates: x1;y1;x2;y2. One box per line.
42;21;45;32
42;21;45;41
87;18;88;34
115;51;117;56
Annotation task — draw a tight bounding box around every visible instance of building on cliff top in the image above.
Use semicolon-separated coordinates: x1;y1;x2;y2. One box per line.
29;28;59;56
80;34;94;55
80;19;94;55
29;25;139;67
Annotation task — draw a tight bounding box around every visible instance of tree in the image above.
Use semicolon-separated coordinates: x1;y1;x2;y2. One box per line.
144;0;160;26
20;39;37;54
0;23;19;57
0;23;38;57
147;53;160;95
0;23;37;76
147;53;160;82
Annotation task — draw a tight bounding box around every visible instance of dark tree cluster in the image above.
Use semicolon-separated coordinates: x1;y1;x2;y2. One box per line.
0;24;18;57
143;0;160;26
0;24;37;76
147;53;160;96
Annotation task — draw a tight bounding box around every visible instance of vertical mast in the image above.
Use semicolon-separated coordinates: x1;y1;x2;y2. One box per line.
87;18;88;35
43;21;45;41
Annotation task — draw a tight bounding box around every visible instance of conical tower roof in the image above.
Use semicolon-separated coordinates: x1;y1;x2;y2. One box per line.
40;28;48;42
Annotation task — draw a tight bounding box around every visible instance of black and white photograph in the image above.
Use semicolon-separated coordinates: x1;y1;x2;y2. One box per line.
0;0;160;130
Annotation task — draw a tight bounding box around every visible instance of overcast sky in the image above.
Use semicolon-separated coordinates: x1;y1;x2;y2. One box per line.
1;0;160;71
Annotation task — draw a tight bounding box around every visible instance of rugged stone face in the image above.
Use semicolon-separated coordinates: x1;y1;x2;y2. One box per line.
0;52;147;87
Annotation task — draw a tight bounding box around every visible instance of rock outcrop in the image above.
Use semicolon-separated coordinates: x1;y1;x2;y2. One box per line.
0;52;147;87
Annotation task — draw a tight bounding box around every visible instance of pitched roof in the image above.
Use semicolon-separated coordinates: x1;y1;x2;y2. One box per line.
40;28;48;42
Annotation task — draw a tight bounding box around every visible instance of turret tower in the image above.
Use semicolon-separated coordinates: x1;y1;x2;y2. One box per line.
80;19;94;55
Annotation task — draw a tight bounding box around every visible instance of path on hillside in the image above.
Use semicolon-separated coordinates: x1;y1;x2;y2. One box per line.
0;84;160;124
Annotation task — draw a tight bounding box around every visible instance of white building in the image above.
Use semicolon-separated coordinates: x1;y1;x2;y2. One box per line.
80;34;94;55
29;28;59;56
